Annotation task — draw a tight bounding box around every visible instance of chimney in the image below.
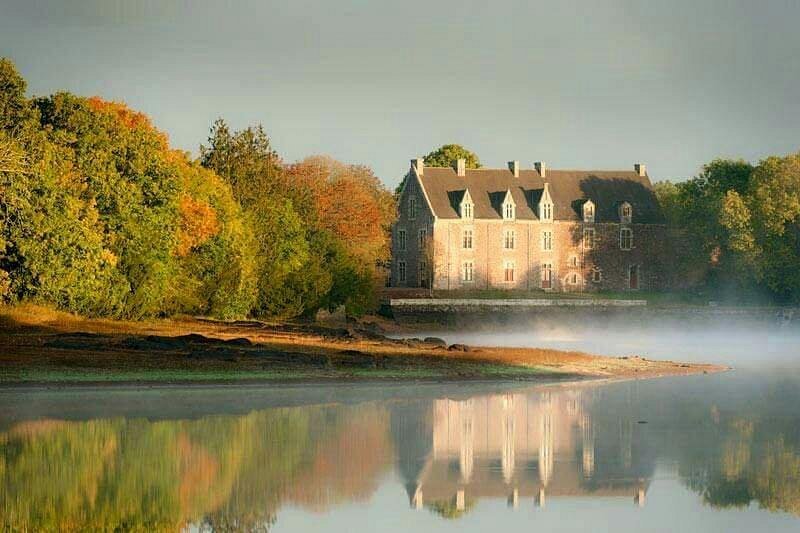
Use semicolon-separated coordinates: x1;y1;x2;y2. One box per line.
411;157;424;176
454;158;466;177
508;160;520;178
634;163;646;177
535;161;546;178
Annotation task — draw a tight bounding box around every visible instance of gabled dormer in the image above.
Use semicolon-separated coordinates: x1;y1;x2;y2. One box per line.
502;189;516;220
539;182;553;222
619;201;633;224
460;188;474;220
583;199;596;223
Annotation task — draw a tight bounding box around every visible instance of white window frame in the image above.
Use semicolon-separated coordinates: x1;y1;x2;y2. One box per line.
620;203;633;224
583;228;595;250
569;255;579;267
540;202;553;222
503;260;515;283
542;230;553;251
504;202;515;220
591;267;602;283
541;263;553;289
583;201;595;223
462;228;473;250
619;227;633;250
462;260;474;282
461;202;473;220
503;229;516;250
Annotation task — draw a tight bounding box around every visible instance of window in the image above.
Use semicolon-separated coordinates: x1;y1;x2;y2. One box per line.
462;261;474;282
591;267;602;283
418;228;427;249
408;197;417;220
541;263;553;289
398;229;406;251
541;202;553;222
504;202;515;220
620;202;633;224
568;272;580;285
419;261;428;286
583;201;595;223
583;228;595;250
462;229;473;249
398;261;406;283
620;228;633;250
569;255;579;267
542;230;553;251
461;202;473;219
503;229;516;250
503;261;515;282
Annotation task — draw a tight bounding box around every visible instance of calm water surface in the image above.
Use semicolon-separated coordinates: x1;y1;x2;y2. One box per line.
2;321;800;532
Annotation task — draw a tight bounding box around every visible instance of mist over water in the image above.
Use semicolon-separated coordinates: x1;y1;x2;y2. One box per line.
3;314;800;531
398;314;800;368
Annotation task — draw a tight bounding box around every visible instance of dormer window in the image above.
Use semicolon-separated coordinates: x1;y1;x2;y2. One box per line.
502;189;516;221
459;189;474;220
539;183;554;222
583;200;595;223
620;202;632;224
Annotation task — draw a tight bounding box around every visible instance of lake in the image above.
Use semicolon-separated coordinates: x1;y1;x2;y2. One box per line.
2;319;800;532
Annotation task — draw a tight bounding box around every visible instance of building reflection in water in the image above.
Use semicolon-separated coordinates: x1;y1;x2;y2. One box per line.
405;388;649;512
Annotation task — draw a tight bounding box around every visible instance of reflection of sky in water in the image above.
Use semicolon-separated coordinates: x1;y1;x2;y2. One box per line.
3;364;800;531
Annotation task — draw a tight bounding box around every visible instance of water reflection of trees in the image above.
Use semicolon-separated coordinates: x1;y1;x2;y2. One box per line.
5;377;800;529
0;403;391;532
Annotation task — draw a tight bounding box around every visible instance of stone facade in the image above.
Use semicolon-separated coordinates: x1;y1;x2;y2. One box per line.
391;159;669;292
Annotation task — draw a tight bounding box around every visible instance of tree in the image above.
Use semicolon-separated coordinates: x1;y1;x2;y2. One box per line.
422;144;481;169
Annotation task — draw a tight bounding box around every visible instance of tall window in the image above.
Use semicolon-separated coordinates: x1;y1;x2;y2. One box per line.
418;228;427;249
620;203;632;224
398;261;406;283
583;201;595;223
504;203;515;220
408;197;417;220
503;229;516;250
398;229;406;251
583;228;595;250
541;202;553;222
541;263;553;289
419;261;428;286
462;229;473;249
462;261;474;282
542;230;553;251
461;202;473;219
591;267;602;283
569;255;579;267
503;261;515;282
620;228;633;250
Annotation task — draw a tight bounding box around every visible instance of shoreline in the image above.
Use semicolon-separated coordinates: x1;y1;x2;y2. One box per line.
0;305;727;387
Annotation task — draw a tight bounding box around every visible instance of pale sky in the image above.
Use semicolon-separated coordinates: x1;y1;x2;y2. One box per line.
1;0;799;187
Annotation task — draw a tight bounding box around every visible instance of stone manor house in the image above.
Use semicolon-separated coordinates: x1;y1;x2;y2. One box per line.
391;158;668;292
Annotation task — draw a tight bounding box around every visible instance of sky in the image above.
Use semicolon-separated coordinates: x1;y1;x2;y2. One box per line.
1;0;799;188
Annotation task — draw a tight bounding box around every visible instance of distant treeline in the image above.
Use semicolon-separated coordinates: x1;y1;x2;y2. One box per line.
655;155;800;303
0;58;395;319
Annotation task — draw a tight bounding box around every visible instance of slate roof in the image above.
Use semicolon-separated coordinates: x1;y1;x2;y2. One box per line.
416;166;664;223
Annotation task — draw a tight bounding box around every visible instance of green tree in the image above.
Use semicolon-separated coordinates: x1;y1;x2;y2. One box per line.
422;144;481;169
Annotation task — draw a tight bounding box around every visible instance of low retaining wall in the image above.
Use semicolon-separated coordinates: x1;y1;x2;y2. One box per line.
388;298;799;327
390;298;647;310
